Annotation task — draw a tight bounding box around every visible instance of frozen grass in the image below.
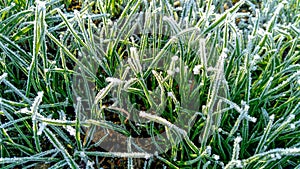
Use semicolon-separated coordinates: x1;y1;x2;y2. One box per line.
0;0;300;168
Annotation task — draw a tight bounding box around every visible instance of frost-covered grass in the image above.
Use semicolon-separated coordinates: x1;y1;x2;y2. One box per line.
0;0;300;168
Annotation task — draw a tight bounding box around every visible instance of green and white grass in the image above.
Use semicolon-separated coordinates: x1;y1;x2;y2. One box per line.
0;0;300;168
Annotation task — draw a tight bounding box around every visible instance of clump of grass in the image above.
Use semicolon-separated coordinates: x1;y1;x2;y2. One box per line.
0;0;300;168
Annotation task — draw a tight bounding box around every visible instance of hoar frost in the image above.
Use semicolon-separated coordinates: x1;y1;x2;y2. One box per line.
172;55;179;61
212;154;220;160
193;65;202;75
290;123;296;130
66;126;76;136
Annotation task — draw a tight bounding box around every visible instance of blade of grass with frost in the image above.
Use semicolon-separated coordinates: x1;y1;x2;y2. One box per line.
201;12;227;35
35;1;47;72
87;16;96;52
44;128;79;169
243;148;300;166
26;1;46;96
1;109;33;150
0;34;31;61
57;7;111;77
48;160;68;169
89;132;109;148
0;2;15;15
265;114;296;146
56;9;89;50
156;154;179;169
267;156;292;169
48;3;96;33
161;0;173;18
224;137;243;169
129;47;143;76
127;137;133;169
128;48;157;109
59;44;72;101
0;41;29;74
1;127;34;155
50;126;74;146
202;0;245;35
94;0;106;16
85;119;130;136
156;4;165;55
109;0;141;59
143;37;177;78
0;149;58;168
82;124;97;147
200;51;225;152
147;122;169;153
76;14;110;77
241;53;252;154
139;111;199;154
150;10;159;58
283;37;299;67
223;20;229;49
152;70;166;113
38;3;56;103
0;116;31;129
0;73;7;84
36;116;76;126
230;23;242;56
199;38;208;74
94;82;114;104
11;23;33;41
182;0;197;22
180;150;208;166
288;102;300;116
204;0;213;16
118;0;138;18
0;101;15;113
258;3;284;53
76;151;153;158
255;112;275;154
138;11;151;55
0;9;33;33
75;11;92;49
4;105;32;130
75;97;82;151
207;28;220;66
264;71;300;97
165;127;177;162
0;157;57;166
163;16;181;34
269;96;299;118
219;97;253;139
259;76;274;101
46;32;101;85
178;28;202;63
79;62;94;111
31;91;43;152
